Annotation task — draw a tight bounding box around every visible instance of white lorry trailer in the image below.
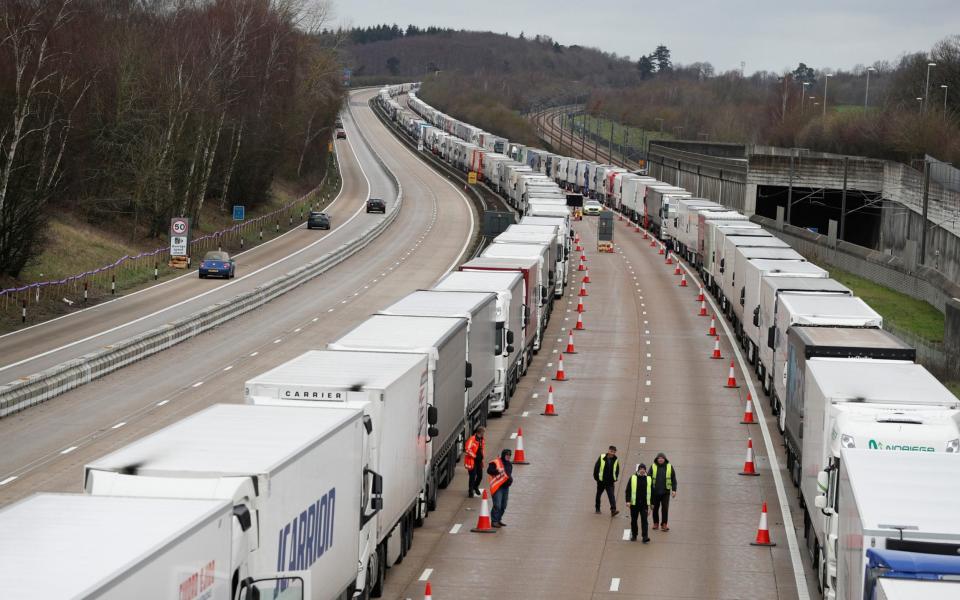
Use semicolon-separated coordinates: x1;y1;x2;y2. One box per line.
721;244;798;316
672;199;725;261
501;223;565;297
813;449;960;600
244;350;429;584
0;494;244;600
85;404;371;600
645;185;690;238
328;315;474;515
698;220;761;290
493;226;558;296
481;242;552;331
433;270;526;410
797;361;960;597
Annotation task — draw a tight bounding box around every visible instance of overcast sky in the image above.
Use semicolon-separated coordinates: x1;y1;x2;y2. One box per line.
331;0;960;73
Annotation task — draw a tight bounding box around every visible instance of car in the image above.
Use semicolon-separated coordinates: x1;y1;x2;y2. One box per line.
198;250;235;279
307;211;330;230
335;117;343;128
336;129;346;139
583;200;602;215
366;198;386;214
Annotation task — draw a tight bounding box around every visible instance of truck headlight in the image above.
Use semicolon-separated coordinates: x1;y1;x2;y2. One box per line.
840;434;856;449
947;438;960;453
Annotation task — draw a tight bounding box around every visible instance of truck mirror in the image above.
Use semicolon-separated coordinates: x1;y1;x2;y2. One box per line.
465;362;473;378
370;497;383;511
506;330;515;344
507;345;515;353
540;286;548;305
371;471;383;495
817;470;829;491
427;406;438;425
465;378;473;389
739;288;745;306
428;426;439;439
719;258;725;273
767;327;775;349
232;504;252;532
362;415;373;435
752;306;760;327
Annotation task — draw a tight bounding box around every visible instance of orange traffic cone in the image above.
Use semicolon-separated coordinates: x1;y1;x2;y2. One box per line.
580;252;587;263
575;312;585;330
657;244;664;254
566;329;577;354
665;251;673;264
649;237;655;246
711;336;723;359
424;582;433;600
582;268;591;284
674;261;682;276
725;360;739;388
740;438;760;476
741;393;757;424
576;243;583;252
542;385;558;416
471;490;497;533
577;297;585;313
553;353;567;380
578;282;588;297
514;428;530;464
750;502;776;546
643;230;649;240
697;287;704;302
708;315;717;336
635;223;641;233
578;259;586;272
679;273;688;287
698;299;708;316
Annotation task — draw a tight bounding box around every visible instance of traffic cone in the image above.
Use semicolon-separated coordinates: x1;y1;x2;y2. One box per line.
471;490;497;533
575;312;585;330
566;329;577;354
618;212;623;221
741;393;757;424
514;428;530;464
542;385;558;416
665;252;673;264
740;438;760;476
679;273;688;287
553;353;567;381
634;223;641;233
725;360;739;388
697;287;704;302
578;259;586;272
711;336;723;359
674;261;682;276
576;243;583;252
657;244;664;254
698;299;708;316
578;281;588;297
650;238;656;247
643;230;649;240
580;252;587;263
582;268;591;284
750;502;776;546
424;581;433;600
708;315;717;336
577;297;585;313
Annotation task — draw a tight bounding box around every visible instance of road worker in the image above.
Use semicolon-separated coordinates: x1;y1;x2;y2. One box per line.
487;448;513;528
625;463;652;543
593;445;620;516
650;452;678;531
464;426;486;497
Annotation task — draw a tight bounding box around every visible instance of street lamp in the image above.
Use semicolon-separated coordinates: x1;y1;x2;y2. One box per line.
823;73;834;117
942;84;949;120
865;66;876;109
916;97;923;112
924;62;936;113
801;81;810;114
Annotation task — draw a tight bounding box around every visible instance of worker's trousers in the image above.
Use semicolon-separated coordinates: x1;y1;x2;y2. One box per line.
596;481;616;512
629;504;649;540
651;491;670;525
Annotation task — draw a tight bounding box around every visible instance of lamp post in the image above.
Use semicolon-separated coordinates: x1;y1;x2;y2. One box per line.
801;81;810;114
942;84;949;121
823;73;833;117
864;66;876;109
916;97;923;112
924;62;936;113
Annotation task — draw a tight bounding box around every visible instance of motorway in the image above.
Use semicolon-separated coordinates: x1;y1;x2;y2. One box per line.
0;88;476;503
381;218;818;599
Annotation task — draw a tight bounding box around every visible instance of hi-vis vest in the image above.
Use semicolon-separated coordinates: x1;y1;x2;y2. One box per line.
650;463;673;490
489;458;509;494
628;474;652;506
598;454;620;483
465;435;485;470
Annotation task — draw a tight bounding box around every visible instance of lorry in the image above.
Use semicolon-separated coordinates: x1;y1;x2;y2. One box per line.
244;350;429;588
481;241;552;325
865;549;960;600
328;315;474;513
672;198;725;261
721;244;798;316
620;176;658;224
521;213;571;255
433;270;526;410
0;493;249;600
812;449;960;600
644;185;690;238
500;223;565;297
774;294;884;435
698;219;759;291
85;404;373;600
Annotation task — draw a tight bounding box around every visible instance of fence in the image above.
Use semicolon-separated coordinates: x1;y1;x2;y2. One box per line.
1;157;341;320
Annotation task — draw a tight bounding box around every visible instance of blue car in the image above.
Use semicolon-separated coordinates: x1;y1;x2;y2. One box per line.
198;250;235;279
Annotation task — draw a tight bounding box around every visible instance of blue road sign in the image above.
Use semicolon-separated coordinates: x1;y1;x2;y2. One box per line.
233;205;245;221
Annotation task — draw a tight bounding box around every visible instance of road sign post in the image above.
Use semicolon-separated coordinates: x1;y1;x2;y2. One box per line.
169;217;191;269
232;205;245;221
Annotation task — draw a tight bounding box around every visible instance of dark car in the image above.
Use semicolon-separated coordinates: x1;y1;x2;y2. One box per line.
307;211;330;230
366;198;386;214
198;250;235;279
336;129;346;139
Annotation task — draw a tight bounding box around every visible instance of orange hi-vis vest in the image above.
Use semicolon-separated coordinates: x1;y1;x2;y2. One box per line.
489;458;509;494
465;435;485;470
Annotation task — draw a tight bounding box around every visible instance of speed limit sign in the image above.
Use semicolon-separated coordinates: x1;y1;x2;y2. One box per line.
170;217;190;256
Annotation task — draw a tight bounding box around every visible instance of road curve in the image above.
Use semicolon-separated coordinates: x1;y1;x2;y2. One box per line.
0;88;477;506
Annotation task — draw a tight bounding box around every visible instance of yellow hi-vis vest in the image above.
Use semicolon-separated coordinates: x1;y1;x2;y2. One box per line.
598;454;620;482
650;463;673;490
628;474;652;506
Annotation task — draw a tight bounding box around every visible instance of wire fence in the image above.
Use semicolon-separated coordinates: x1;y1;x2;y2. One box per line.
1;156;342;321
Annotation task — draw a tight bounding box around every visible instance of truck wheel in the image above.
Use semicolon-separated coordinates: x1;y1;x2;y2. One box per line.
370;544;386;598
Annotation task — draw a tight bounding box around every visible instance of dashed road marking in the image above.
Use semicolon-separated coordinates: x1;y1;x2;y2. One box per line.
250;351;258;357
532;393;539;399
646;366;652;371
156;400;169;406
622;529;631;540
60;446;77;455
642;416;649;423
522;411;529;417
610;578;621;592
294;328;302;333
640;436;646;444
0;476;17;486
510;432;518;439
418;568;433;582
192;381;203;388
328;308;335;312
645;380;652;386
312;317;318;322
547;362;553;367
273;338;282;344
539;377;546;382
111;422;126;429
223;365;233;371
449;524;462;534
644;397;650;403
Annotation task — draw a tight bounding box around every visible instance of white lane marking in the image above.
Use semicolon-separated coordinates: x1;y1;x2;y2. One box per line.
680;261;809;600
340;300;348;304
312;317;318;322
328;308;335;312
0;476;17;486
223;365;233;371
552;349;558;354
610;578;621;592
642;416;649;423
532;393;539;399
192;381;203;388
418;568;433;582
539;377;546;382
644;397;650;403
622;529;630;540
645;380;651;386
509;432;517;439
156;400;169;406
644;320;648;325
646;366;652;371
111;422;126;429
60;446;77;455
646;353;651;358
644;330;650;335
250;351;258;357
522;411;529;417
449;524;462;534
640;436;646;444
645;340;650;345
273;338;282;344
294;328;302;333
643;311;647;315
547;362;553;367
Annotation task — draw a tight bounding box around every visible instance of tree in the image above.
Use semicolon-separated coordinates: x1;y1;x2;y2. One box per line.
386;56;400;75
637;55;655;80
792;62;816;85
651;45;671;73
